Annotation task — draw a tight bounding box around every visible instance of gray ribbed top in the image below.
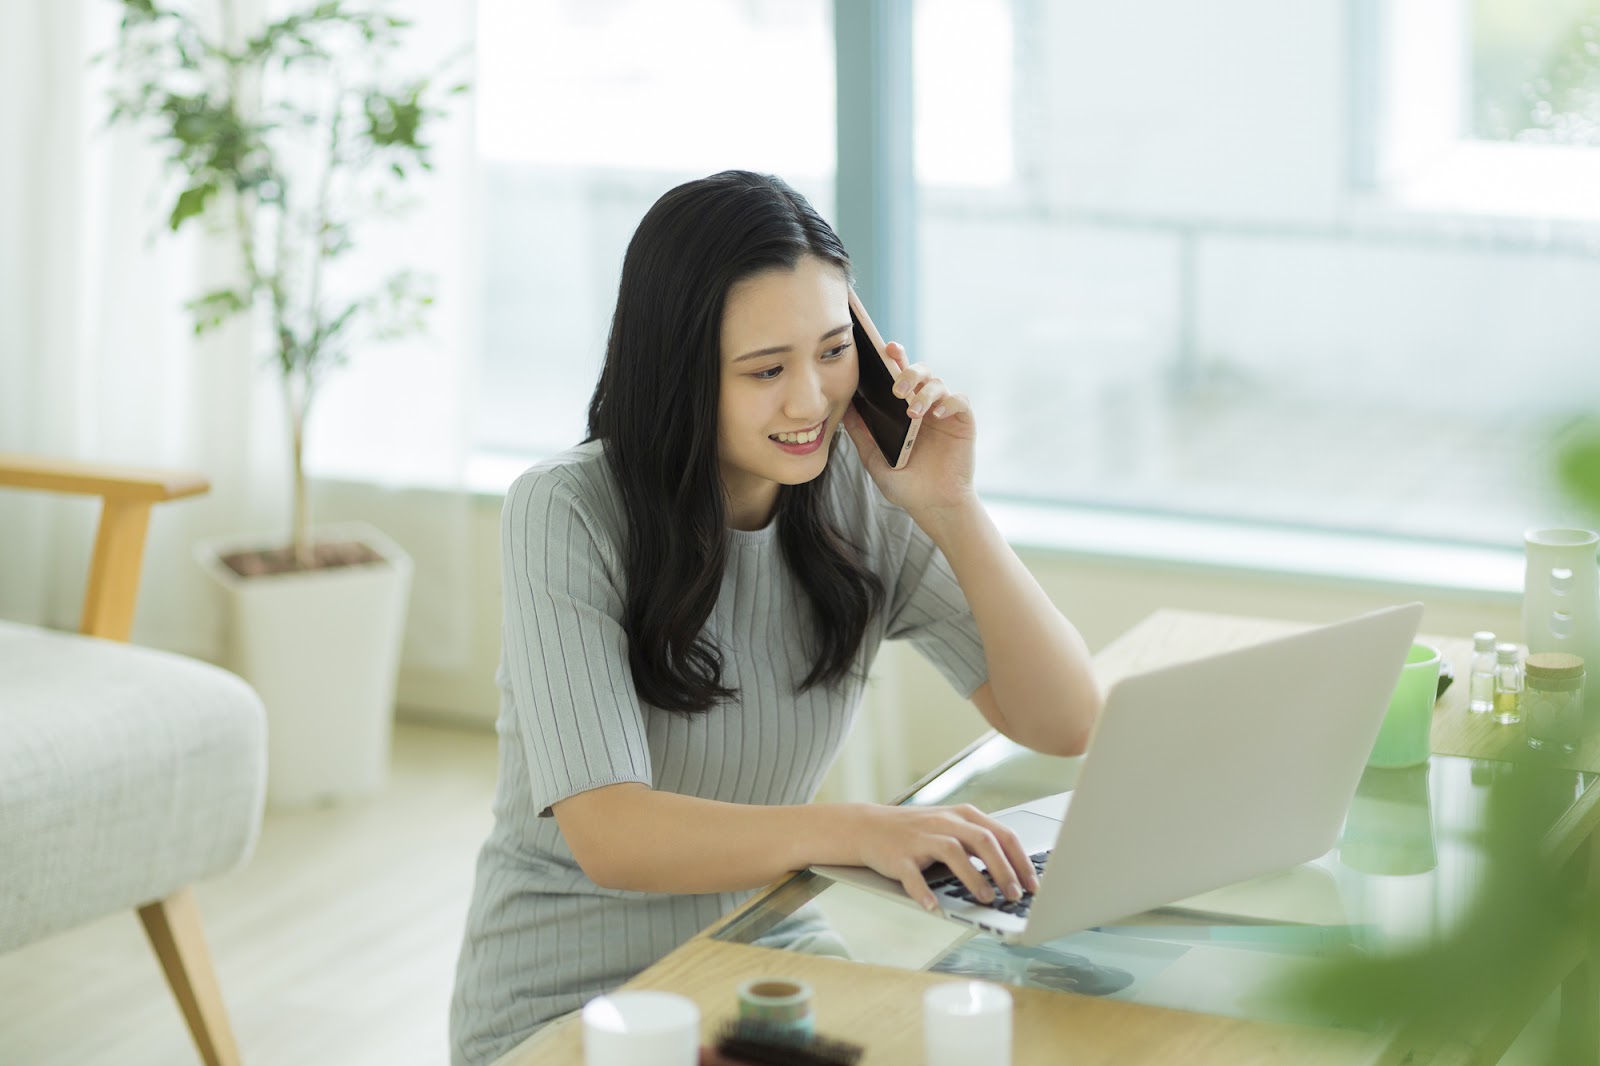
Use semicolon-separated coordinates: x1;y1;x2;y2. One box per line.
450;439;986;1066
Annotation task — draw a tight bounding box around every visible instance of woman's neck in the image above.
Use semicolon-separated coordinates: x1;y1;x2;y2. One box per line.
722;477;780;531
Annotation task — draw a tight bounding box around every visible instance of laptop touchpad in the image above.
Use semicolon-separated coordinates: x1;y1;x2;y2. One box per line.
997;809;1062;852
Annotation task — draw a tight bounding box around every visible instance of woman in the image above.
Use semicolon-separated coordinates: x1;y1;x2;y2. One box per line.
450;170;1101;1064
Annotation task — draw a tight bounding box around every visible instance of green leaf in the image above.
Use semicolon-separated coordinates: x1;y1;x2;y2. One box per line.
1262;768;1576;1037
1557;426;1600;514
168;181;217;230
364;83;429;152
184;288;252;333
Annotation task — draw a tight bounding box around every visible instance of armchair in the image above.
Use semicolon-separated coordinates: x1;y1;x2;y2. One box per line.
0;455;267;1066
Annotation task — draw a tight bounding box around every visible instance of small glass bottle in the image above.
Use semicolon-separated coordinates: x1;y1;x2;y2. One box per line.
1493;643;1524;725
1468;631;1497;714
1524;652;1585;754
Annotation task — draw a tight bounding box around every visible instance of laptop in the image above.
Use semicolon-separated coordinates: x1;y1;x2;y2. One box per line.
814;602;1423;946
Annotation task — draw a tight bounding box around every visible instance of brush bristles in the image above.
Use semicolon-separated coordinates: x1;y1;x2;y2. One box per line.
713;1018;864;1066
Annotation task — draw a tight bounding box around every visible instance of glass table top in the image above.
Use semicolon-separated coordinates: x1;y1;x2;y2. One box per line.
714;732;1594;1030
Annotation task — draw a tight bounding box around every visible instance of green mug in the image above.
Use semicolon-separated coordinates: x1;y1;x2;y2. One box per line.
1367;643;1442;769
1340;764;1437;875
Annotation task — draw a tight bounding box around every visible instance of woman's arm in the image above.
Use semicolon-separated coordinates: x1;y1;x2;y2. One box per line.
920;504;1101;756
554;782;1040;909
840;343;1103;757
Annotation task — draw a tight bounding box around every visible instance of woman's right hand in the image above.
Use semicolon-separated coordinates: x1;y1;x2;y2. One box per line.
844;803;1040;912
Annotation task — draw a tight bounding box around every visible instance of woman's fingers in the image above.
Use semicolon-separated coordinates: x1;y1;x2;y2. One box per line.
883;353;973;425
936;837;998;903
894;365;971;421
928;391;971;422
858;804;1036;912
945;806;1036;900
976;810;1040;895
899;861;945;913
892;361;932;399
946;819;1024;901
906;380;949;418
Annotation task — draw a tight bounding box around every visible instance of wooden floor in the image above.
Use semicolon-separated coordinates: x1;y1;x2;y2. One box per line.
0;721;500;1066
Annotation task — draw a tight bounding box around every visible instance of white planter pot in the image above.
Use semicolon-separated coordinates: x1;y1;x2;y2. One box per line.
196;522;413;809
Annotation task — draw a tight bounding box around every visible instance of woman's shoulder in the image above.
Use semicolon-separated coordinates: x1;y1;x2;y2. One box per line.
503;440;626;545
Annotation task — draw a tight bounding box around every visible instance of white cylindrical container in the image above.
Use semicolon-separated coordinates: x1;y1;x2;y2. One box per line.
582;991;699;1066
924;981;1012;1066
1522;528;1600;715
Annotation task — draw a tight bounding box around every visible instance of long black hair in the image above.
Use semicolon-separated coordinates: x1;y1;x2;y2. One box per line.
585;170;884;715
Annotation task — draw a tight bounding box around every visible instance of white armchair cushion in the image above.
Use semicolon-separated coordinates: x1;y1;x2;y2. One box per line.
0;619;267;950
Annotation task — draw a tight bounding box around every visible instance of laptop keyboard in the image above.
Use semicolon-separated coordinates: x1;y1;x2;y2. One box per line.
925;851;1050;917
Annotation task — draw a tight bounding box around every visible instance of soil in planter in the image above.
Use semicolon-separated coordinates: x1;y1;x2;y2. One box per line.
221;539;387;578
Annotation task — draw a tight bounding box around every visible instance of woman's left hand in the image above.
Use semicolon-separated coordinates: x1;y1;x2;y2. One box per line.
841;342;979;521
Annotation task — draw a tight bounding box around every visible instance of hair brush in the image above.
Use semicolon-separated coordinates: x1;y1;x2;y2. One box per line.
705;1018;864;1066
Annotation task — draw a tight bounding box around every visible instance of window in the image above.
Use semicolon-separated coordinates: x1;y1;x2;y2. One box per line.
1473;0;1600;146
913;0;1014;188
911;1;1600;548
472;0;836;460
1367;0;1600;219
469;1;1600;553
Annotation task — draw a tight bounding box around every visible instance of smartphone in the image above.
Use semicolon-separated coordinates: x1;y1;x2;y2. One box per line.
847;288;920;469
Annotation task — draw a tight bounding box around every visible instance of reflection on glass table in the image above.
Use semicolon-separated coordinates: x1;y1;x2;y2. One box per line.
716;732;1591;1031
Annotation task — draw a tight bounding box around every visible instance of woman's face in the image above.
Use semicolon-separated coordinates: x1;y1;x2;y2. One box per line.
717;254;859;530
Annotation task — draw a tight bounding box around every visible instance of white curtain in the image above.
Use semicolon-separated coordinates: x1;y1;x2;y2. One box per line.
0;0;479;671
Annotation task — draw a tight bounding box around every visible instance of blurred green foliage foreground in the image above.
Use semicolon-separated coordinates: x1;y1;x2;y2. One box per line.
1560;428;1600;522
1270;765;1599;1065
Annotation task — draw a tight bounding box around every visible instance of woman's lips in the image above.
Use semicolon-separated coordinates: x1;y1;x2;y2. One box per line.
769;419;828;455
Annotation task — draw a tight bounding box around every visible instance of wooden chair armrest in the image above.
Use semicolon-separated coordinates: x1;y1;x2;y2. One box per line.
0;454;208;502
0;454;211;641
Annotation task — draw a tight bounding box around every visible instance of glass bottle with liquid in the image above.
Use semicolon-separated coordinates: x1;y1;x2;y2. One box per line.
1468;631;1496;714
1494;643;1524;725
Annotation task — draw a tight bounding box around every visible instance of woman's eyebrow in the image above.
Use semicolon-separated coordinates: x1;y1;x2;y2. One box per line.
733;324;852;363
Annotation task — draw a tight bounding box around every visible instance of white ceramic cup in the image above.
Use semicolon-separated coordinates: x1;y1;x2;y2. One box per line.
923;980;1013;1066
582;990;700;1066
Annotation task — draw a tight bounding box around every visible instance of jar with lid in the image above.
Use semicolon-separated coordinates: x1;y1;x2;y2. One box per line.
1524;652;1585;754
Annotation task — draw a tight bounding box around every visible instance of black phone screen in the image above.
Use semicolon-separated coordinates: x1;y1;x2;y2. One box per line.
850;308;913;466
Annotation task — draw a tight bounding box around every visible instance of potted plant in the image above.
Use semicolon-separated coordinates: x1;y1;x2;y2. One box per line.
104;0;467;807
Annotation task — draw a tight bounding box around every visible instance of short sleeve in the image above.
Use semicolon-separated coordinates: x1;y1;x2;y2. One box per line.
882;509;989;699
500;468;653;816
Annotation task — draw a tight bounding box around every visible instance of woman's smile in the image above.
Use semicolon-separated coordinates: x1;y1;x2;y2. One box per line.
769;419;829;451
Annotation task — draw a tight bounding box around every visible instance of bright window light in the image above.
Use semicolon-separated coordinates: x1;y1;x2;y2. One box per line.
476;0;835;177
1372;0;1600;219
914;0;1015;187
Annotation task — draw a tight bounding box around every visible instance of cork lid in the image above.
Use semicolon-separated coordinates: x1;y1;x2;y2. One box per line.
1525;652;1585;680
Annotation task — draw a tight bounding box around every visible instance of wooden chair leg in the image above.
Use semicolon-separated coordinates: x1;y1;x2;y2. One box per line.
138;888;243;1066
